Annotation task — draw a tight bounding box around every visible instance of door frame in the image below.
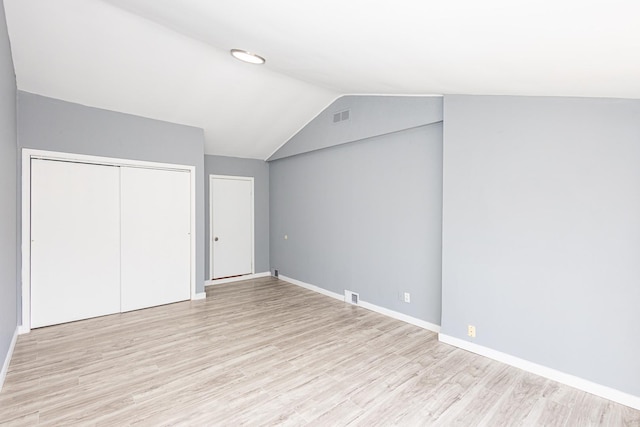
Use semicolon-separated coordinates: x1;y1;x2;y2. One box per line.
21;149;197;333
209;174;255;280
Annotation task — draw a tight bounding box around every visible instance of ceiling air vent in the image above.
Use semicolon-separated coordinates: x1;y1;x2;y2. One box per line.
333;109;350;124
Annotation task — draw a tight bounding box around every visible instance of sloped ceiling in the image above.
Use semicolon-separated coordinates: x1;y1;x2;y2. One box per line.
4;0;640;159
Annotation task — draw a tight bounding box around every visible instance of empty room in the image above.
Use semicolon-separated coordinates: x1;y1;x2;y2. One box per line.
1;0;639;425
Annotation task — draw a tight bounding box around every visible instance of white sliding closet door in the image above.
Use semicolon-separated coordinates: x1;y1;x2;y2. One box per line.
120;167;191;312
31;159;121;328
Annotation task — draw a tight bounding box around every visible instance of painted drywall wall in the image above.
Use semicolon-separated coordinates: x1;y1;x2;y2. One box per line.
204;155;270;278
442;95;640;397
0;0;17;373
270;123;443;324
269;95;443;160
16;91;206;311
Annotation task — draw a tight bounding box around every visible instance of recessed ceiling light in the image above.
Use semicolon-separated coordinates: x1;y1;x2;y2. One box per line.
230;49;266;65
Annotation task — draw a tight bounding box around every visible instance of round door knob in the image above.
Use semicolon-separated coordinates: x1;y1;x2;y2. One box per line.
214;237;219;242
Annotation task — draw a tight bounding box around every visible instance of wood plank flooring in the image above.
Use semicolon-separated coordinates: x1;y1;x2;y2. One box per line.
1;277;639;426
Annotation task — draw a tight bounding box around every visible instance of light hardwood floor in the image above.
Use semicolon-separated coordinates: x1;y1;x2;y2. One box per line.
1;277;639;426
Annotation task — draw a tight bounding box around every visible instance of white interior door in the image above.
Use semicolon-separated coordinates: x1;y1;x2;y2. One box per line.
30;159;121;328
120;167;191;312
211;176;254;279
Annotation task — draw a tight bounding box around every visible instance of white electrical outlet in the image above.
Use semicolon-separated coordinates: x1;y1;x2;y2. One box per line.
404;292;410;303
468;325;476;338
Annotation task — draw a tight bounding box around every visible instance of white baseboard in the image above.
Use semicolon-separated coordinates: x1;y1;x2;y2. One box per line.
18;325;29;335
1;326;19;392
205;271;271;287
279;275;344;301
192;292;206;301
359;300;440;333
438;334;640;411
279;275;440;333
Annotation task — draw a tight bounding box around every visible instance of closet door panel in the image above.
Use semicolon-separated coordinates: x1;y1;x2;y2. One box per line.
120;167;191;312
30;159;121;328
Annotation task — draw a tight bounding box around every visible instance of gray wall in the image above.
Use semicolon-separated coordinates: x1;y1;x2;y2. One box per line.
442;95;640;397
17;91;206;311
270;123;443;324
269;95;443;160
204;155;270;278
0;0;17;369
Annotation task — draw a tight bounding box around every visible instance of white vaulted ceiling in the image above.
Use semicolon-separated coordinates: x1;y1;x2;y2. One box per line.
4;0;640;159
